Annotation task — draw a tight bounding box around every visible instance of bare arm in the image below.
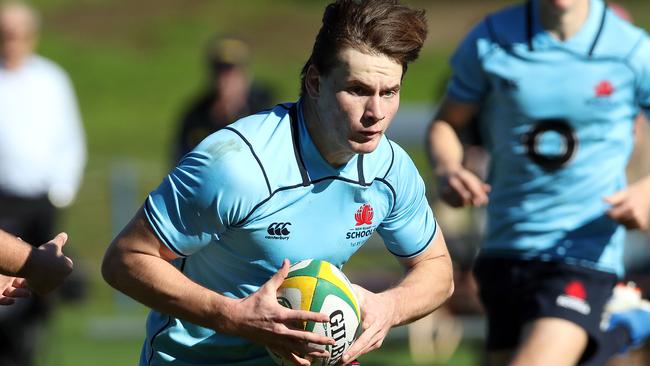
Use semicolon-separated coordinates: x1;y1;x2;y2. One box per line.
341;228;454;364
102;208;334;365
428;97;490;207
0;230;73;303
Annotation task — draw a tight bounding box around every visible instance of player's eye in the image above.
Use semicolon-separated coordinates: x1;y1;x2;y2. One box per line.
347;86;365;95
382;89;398;98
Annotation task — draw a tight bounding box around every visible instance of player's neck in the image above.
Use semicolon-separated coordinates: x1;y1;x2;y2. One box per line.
538;0;590;41
301;99;354;168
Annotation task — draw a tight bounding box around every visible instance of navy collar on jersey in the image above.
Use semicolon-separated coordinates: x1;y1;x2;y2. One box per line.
287;101;366;186
525;0;608;56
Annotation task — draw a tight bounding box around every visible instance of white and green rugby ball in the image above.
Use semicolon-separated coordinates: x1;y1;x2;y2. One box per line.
267;259;361;366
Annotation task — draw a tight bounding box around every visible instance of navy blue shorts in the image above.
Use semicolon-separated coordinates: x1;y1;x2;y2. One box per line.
473;257;617;352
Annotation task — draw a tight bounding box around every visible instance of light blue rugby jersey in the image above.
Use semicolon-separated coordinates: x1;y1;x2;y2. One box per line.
141;101;437;365
448;0;650;275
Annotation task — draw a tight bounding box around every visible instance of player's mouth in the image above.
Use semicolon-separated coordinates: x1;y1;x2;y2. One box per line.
358;130;382;141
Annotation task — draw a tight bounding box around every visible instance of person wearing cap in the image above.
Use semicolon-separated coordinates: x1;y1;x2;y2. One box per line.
172;35;274;163
427;0;650;365
0;1;86;365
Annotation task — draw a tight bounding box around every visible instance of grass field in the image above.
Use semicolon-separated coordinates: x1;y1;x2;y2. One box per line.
19;0;650;365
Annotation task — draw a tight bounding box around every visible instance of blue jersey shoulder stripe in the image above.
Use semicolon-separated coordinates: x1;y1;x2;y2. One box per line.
374;177;396;208
357;155;365;185
232;182;306;227
222;126;272;196
289;105;310;187
588;2;608;56
382;140;395;180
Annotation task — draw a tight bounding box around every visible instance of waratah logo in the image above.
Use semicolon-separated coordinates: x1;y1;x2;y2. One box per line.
594;80;614;97
354;204;373;226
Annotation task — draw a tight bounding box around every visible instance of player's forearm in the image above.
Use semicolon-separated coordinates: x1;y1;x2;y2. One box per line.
381;243;454;327
428;120;465;175
0;230;33;277
102;247;235;333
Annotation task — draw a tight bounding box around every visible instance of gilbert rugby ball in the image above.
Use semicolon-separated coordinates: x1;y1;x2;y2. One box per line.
267;259;361;366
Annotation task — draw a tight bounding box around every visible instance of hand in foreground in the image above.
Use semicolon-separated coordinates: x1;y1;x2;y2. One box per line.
0;275;30;305
438;168;490;208
26;232;74;296
340;284;396;365
224;259;335;366
604;180;650;230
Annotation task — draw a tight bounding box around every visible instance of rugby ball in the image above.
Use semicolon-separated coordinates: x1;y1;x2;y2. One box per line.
268;259;361;366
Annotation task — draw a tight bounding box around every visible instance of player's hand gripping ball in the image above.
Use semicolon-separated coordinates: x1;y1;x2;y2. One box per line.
267;259;361;366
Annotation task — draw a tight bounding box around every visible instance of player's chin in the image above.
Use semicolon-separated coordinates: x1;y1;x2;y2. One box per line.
349;137;381;154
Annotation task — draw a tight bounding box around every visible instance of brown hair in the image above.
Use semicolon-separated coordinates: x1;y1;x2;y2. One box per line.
300;0;427;96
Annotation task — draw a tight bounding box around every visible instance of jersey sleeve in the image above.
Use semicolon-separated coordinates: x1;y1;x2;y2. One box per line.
376;143;437;258
630;34;650;119
144;129;268;257
447;20;491;103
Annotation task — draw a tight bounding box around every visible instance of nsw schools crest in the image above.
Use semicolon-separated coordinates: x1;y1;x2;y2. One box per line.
354;204;373;226
346;204;376;245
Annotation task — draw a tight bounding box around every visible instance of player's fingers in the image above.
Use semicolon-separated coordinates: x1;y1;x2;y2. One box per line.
457;172;489;206
284;351;311;366
606;204;631;221
446;176;472;206
342;322;378;363
282;327;335;346
12;278;28;288
305;348;330;359
49;232;69;249
281;308;330;324
272;348;310;366
62;255;74;271
604;190;627;205
268;259;290;290
483;183;492;192
3;286;30;298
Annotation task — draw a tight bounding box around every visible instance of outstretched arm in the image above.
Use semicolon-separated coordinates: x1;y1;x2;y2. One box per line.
341;228;454;364
102;208;335;366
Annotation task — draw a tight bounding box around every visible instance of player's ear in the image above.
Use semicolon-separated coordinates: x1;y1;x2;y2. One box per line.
305;64;320;98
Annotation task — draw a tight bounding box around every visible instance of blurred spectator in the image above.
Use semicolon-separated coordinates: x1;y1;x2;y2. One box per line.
173;35;274;162
0;1;86;365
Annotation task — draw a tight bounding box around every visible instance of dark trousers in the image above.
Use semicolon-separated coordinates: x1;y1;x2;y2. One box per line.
0;192;56;366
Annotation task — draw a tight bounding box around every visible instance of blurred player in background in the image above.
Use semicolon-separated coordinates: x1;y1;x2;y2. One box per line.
0;230;73;305
172;35;274;163
103;0;454;365
428;0;650;365
0;1;86;365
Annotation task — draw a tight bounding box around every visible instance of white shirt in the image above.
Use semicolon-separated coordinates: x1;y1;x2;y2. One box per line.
0;55;86;207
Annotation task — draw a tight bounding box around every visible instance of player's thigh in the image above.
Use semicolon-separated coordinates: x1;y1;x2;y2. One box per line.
511;317;588;366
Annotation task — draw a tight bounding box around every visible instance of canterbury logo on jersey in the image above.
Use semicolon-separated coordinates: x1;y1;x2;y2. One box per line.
265;222;291;240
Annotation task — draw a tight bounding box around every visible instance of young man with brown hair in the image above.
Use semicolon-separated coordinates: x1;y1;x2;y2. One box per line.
103;1;454;365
